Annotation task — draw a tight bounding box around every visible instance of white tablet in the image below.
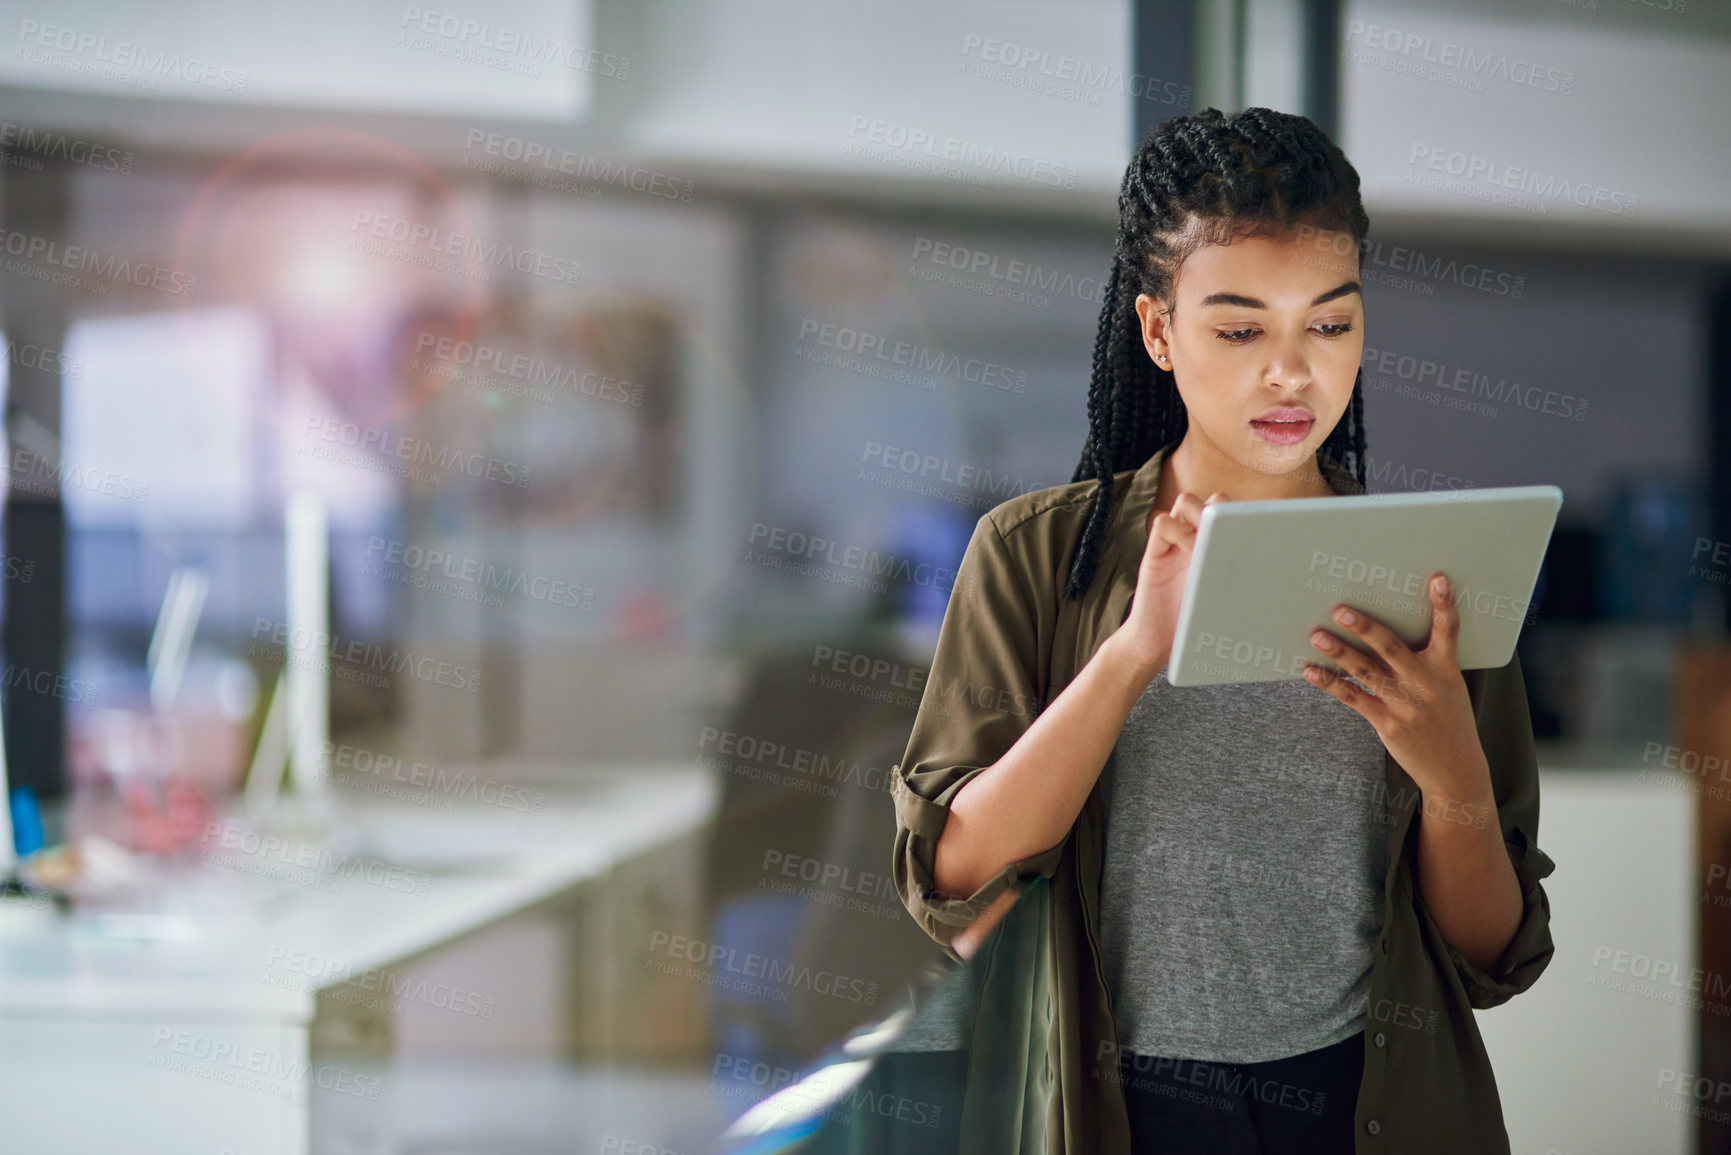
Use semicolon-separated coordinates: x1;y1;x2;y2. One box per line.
1164;485;1563;687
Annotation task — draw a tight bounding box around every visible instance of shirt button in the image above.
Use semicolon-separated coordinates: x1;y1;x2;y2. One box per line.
1374;1031;1386;1048
1366;1119;1382;1136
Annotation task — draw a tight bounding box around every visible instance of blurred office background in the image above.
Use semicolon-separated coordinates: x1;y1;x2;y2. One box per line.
0;0;1726;1152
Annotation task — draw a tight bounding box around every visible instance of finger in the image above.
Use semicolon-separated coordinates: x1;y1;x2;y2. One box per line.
1146;498;1190;536
1301;661;1381;719
1138;515;1186;570
1425;573;1461;665
1140;533;1176;568
1203;491;1231;506
1168;492;1207;530
1149;511;1197;551
1329;604;1416;672
1310;629;1391;689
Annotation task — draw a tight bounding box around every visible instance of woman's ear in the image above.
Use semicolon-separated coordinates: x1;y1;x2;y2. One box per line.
1134;292;1171;369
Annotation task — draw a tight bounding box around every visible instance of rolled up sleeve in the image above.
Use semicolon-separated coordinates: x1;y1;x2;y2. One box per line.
1449;652;1558;1010
890;510;1061;960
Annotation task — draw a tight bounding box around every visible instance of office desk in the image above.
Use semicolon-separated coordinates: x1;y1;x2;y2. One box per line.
0;762;718;1155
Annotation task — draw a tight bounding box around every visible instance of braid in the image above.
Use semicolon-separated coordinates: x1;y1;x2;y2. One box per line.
1318;370;1368;484
1064;106;1372;601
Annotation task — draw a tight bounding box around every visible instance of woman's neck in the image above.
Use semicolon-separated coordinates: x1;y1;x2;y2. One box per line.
1156;431;1334;511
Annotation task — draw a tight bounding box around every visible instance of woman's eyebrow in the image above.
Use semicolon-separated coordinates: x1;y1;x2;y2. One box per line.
1197;280;1363;309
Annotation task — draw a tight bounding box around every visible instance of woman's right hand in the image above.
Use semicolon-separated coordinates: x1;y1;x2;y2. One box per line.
1112;491;1229;681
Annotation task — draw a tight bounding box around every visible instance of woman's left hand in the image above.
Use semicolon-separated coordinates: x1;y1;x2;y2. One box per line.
1302;572;1489;799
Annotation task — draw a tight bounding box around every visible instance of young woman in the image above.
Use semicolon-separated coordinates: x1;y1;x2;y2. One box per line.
890;107;1555;1155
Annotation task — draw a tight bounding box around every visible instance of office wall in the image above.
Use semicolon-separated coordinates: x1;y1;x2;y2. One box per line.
1350;244;1709;525
1343;0;1731;243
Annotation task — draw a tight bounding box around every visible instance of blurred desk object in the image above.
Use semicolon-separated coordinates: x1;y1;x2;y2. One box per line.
1477;763;1693;1155
0;761;717;1155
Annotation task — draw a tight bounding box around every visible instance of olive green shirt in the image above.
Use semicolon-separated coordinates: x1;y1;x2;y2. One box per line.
889;441;1557;1154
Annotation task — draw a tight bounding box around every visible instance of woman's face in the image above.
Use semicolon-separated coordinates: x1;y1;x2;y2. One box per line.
1135;227;1363;479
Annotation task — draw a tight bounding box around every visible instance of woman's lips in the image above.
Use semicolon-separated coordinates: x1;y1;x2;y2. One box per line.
1250;409;1315;445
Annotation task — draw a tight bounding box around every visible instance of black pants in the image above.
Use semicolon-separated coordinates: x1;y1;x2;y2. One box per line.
1117;1031;1365;1155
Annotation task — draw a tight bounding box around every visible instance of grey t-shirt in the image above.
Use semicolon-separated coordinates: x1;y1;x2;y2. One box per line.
1096;668;1389;1064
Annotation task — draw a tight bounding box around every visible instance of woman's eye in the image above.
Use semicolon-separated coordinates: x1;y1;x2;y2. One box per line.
1214;322;1354;344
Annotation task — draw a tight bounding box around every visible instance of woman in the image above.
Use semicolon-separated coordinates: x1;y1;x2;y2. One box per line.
889;106;1556;1154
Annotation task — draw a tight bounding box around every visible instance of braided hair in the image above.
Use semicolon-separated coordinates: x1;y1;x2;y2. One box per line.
1063;106;1371;602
